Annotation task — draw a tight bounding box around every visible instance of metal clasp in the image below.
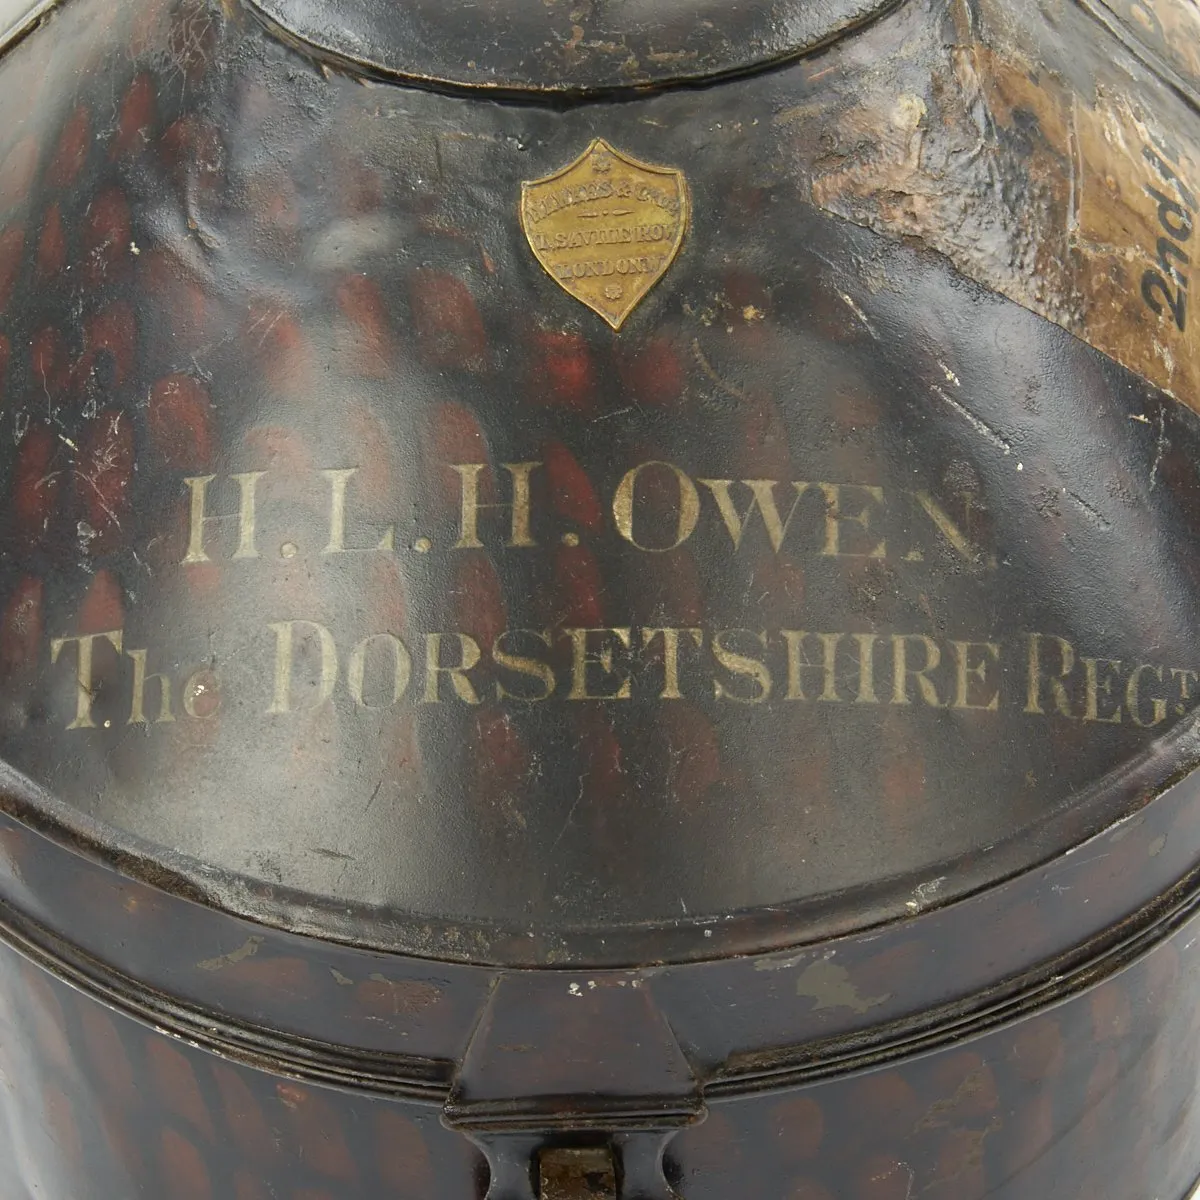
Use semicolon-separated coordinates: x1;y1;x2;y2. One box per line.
539;1147;618;1199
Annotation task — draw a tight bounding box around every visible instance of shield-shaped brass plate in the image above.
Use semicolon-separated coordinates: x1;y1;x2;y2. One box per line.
520;139;690;329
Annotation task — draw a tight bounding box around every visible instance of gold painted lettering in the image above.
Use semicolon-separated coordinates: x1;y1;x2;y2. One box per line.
642;627;703;700
781;631;842;701
126;647;175;725
347;633;411;708
698;479;811;551
891;635;944;707
852;633;880;704
1082;657;1123;724
1126;663;1168;728
612;462;700;552
820;484;886;559
423;633;482;704
322;469;396;554
50;630;123;730
181;472;265;564
1025;634;1077;717
563;627;633;701
452;463;540;549
493;630;557;701
712;629;771;704
913;491;987;565
267;620;338;715
951;641;1001;711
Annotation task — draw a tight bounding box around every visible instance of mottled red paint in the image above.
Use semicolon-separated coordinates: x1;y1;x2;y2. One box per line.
451;553;507;648
79;1006;136;1107
772;1094;824;1162
470;707;530;812
76;410;134;546
375;1110;435;1192
146;1039;217;1140
551;543;607;628
11;425;61;542
0;576;44;677
160;116;227;197
734;393;793;481
427;400;492;512
35;205;67;279
661;704;721;803
78;570;126;635
82;187;133;286
112;73;158;159
243;302;315;396
0;138;39;213
82;300;138;387
212;1064;277;1166
42;1082;84;1177
46;106;91;189
158;1126;213;1200
30;326;68;398
410;270;489;370
0;226;25;312
543;439;604;532
274;1085;358;1182
335;274;395;379
138;249;215;345
149;374;214;470
617;337;685;408
529;329;595;411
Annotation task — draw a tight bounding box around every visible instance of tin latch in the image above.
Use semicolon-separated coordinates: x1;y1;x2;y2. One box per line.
539;1147;618;1199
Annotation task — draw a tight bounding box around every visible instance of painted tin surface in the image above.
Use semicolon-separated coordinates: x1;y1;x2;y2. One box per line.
0;0;1197;1194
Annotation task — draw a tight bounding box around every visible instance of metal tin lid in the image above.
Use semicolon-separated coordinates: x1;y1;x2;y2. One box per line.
245;0;899;92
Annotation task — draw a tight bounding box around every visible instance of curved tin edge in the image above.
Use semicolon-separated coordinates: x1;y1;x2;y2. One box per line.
243;0;906;99
1075;0;1200;116
1;837;1199;1102
0;0;60;57
0;896;454;1105
3;714;1200;969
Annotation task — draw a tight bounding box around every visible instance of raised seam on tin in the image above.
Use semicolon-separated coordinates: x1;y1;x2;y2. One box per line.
1;851;1199;1102
242;0;909;101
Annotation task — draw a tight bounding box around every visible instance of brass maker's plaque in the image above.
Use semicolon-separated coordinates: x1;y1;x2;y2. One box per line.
521;138;689;329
